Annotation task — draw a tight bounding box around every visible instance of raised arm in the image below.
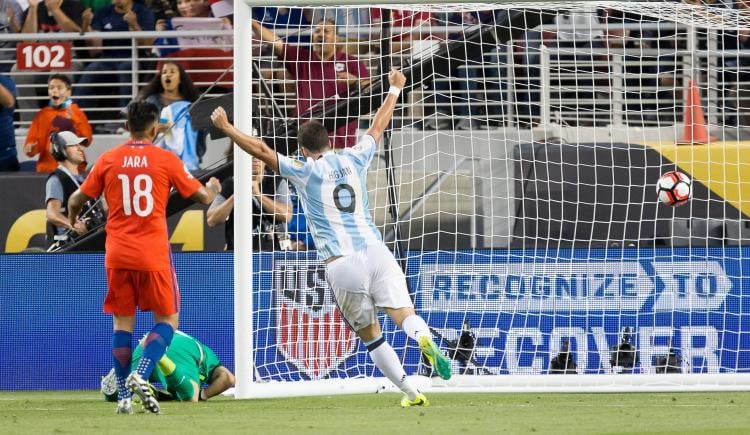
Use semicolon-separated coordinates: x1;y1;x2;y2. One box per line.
210;107;280;174
47;0;82;33
365;68;407;143
189;177;221;205
81;8;103;52
21;0;39;34
123;7;155;47
254;188;293;223
206;194;234;227
251;20;284;58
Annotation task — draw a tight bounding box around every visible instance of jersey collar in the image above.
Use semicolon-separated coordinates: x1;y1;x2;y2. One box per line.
125;139;153;147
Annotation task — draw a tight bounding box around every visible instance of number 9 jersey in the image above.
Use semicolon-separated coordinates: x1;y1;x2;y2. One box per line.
80;140;202;271
278;134;382;261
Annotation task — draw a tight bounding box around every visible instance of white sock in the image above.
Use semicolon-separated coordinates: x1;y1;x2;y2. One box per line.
368;337;419;401
401;314;431;342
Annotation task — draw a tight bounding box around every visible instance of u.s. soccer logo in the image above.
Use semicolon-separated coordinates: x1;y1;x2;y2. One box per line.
273;260;357;379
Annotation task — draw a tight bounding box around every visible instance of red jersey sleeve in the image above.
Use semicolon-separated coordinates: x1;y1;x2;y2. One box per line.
80;158;105;199
166;154;202;198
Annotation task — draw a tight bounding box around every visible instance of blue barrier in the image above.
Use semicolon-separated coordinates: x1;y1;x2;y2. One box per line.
0;253;234;391
2;248;749;390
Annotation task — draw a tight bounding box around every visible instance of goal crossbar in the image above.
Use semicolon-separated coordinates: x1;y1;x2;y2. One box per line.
233;0;750;398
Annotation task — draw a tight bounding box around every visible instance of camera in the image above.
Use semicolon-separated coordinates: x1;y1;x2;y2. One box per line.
610;327;639;373
83;199;106;231
47;199;107;252
447;319;477;374
655;338;683;374
549;339;577;374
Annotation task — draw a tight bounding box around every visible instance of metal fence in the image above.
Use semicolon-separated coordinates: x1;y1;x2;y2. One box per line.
3;23;748;131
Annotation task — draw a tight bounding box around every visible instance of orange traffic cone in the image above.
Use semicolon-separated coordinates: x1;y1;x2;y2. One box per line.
677;79;715;145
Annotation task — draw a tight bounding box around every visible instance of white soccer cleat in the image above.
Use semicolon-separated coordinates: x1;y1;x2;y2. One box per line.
100;368;117;398
126;373;160;414
115;397;133;415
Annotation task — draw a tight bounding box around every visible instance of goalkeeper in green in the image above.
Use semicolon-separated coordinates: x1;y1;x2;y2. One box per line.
102;330;235;403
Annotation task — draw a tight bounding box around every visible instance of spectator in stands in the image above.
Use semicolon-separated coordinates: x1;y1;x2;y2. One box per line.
154;0;232;57
0;0;23;73
250;7;308;102
253;7;312;43
370;8;433;52
81;0;109;13
0;75;17;171
251;18;370;148
551;7;607;126
308;7;372;54
22;0;83;33
718;1;748;125
44;131;95;249
626;10;680;124
207;157;293;251
138;61;205;172
182;0;211;17
76;0;155;111
425;11;496;130
143;0;176;21
286;188;314;251
24;74;92;173
600;8;656;125
15;0;84;123
154;0;191;57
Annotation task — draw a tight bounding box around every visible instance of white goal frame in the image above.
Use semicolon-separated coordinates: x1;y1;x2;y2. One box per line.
233;0;750;398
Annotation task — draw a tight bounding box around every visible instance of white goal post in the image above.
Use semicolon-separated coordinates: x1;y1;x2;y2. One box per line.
233;0;750;398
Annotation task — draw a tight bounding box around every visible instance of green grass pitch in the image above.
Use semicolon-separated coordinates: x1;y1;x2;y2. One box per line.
1;391;750;434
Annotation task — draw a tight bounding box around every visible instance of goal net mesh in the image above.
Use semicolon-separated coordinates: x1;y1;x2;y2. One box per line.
242;2;750;391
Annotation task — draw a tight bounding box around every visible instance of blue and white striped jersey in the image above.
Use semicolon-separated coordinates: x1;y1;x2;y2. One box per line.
278;134;381;260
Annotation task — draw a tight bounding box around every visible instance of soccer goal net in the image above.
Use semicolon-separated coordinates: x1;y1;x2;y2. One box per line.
232;1;750;397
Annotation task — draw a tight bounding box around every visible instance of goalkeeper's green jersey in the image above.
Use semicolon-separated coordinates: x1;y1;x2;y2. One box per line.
132;330;222;390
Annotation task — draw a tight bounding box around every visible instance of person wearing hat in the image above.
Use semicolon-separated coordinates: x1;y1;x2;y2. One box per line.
44;130;102;249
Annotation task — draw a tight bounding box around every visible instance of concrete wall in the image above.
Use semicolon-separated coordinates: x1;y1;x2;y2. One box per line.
12;126;681;250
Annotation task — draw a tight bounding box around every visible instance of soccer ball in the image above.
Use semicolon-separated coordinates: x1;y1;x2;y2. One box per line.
656;171;691;206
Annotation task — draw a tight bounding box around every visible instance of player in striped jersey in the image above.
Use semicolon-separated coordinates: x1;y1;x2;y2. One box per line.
211;68;451;407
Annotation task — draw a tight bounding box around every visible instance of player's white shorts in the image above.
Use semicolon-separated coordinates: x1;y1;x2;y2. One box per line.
325;242;413;331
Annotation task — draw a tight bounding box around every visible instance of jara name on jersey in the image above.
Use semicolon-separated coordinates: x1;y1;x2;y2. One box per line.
122;155;148;168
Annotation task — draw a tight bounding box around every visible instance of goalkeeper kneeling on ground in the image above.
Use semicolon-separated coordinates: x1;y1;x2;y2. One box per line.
102;330;235;403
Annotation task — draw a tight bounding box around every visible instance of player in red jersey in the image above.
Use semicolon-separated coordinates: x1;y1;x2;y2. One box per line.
68;101;220;415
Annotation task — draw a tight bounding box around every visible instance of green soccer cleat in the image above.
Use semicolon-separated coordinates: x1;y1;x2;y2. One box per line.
418;336;452;380
401;392;429;408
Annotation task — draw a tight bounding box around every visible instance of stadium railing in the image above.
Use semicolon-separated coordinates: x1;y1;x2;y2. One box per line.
2;23;748;132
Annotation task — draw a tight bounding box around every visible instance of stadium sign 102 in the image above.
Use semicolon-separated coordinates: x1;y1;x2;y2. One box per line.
16;42;72;71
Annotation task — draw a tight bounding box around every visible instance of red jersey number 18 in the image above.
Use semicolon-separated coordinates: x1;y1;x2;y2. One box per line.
118;174;154;217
